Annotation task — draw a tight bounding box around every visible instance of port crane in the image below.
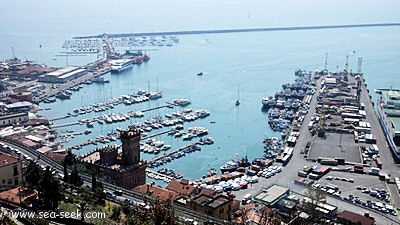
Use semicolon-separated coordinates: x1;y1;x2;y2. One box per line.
11;47;17;60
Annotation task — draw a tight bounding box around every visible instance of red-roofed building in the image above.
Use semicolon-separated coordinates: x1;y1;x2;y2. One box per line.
37;146;52;154
21;139;41;149
133;184;178;202
0;153;22;191
190;194;234;220
336;210;375;225
234;203;273;224
199;188;216;197
0;187;37;206
166;179;197;197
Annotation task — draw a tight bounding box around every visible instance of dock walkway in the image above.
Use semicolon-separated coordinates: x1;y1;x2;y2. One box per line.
76;23;400;39
150;142;198;163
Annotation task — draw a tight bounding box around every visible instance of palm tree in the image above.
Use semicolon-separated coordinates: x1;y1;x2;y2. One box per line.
23;161;42;188
38;167;63;210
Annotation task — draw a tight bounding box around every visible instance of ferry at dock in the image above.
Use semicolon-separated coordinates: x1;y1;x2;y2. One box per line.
110;59;133;73
376;88;400;159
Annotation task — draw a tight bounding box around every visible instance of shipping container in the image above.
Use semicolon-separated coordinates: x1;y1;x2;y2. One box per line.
308;173;320;180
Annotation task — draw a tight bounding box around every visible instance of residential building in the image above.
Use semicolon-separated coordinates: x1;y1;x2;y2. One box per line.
134;183;179;202
0;112;29;127
190;194;233;221
0;187;37;206
166;179;197;197
336;210;375;225
0;153;22;191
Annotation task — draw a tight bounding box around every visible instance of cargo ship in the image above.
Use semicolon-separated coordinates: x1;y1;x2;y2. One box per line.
376;88;400;159
110;59;133;73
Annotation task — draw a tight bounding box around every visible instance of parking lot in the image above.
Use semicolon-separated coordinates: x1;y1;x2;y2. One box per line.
308;132;361;163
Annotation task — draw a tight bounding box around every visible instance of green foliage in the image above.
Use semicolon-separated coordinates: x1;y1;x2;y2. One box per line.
110;206;121;222
68;166;83;186
37;167;64;210
93;188;106;205
122;203;132;216
149;200;175;225
91;173;97;191
34;218;49;225
63;150;75;166
23;161;42;189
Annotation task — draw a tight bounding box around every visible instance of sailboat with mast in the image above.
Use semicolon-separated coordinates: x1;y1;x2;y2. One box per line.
235;84;240;105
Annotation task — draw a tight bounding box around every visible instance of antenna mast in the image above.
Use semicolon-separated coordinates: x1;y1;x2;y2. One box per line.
357;57;362;74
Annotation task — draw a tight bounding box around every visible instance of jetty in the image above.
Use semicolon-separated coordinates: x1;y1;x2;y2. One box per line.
150;142;198;163
75;23;400;39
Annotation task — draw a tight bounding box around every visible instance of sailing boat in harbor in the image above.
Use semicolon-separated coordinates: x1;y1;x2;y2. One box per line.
235;84;240;105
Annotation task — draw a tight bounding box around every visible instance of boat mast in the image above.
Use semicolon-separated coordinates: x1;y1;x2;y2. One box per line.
237;84;240;100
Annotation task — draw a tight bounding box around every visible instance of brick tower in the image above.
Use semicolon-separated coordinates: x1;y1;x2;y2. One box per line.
120;128;141;165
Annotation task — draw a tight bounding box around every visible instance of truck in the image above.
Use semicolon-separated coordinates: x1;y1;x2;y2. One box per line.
242;194;252;205
308;121;314;130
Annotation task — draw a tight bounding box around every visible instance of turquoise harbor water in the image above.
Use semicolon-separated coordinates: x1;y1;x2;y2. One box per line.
1;0;400;184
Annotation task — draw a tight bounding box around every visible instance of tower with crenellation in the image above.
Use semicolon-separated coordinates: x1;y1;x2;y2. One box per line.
83;127;146;189
120;128;141;165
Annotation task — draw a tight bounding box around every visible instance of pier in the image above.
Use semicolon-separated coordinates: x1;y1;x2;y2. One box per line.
146;169;174;182
75;23;400;39
150;142;198;163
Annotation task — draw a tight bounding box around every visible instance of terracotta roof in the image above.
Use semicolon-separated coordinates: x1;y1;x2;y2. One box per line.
37;146;52;154
21;139;39;147
336;211;375;225
0;187;37;205
166;180;196;196
133;184;178;201
199;188;216;197
0;154;20;168
45;152;66;162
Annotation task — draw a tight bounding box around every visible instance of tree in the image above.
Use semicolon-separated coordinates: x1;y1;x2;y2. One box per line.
148;199;175;225
93;187;106;205
63;150;75;167
37;167;63;210
303;187;326;219
63;163;69;183
68;166;83;186
23;161;42;188
91;173;97;191
110;206;121;222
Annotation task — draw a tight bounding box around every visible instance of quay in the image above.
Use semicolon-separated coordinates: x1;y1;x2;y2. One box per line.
150;142;198;163
49;104;171;130
142;129;171;139
229;66;400;224
52;122;78;128
75;23;400;39
146;169;174;182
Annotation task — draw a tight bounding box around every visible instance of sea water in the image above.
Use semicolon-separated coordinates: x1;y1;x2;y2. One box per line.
1;0;399;183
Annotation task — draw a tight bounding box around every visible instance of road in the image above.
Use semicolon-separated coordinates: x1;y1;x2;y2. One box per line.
0;137;226;224
233;73;400;225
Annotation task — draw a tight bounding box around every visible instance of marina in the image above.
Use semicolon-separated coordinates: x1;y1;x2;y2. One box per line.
0;1;400;224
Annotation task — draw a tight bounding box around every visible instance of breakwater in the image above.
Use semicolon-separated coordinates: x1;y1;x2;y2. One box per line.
75;22;400;39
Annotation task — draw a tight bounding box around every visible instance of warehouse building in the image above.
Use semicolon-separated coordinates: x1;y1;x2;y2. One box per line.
38;67;86;83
